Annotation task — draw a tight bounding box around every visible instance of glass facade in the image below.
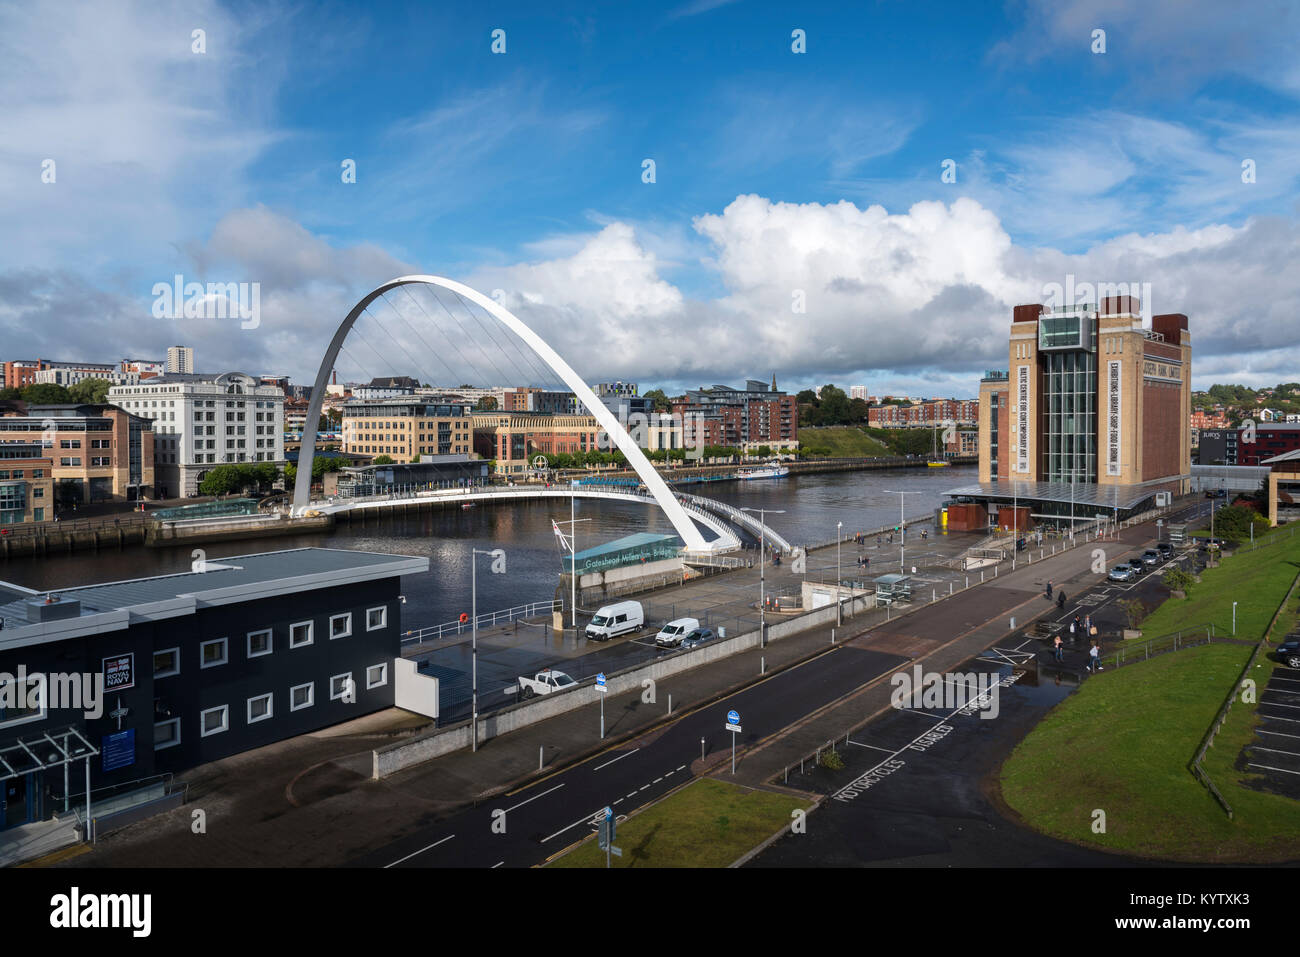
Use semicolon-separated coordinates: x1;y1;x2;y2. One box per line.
1040;350;1097;483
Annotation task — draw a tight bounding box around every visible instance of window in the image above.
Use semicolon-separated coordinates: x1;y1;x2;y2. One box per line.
200;637;228;669
247;629;273;658
330;673;354;701
290;682;314;712
0;676;46;728
246;693;273;724
366;663;388;690
153;647;181;678
154;718;181;750
366;606;387;631
200;705;229;737
329;613;352;640
289;620;313;648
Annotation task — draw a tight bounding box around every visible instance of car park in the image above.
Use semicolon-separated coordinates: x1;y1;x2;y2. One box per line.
1108;564;1135;582
679;627;715;649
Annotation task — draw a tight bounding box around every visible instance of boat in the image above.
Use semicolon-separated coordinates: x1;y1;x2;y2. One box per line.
735;464;790;480
926;422;950;467
461;502;476;510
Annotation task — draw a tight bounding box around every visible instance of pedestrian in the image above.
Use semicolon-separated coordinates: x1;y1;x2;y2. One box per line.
1088;640;1103;672
1053;635;1063;661
1045;579;1053;599
1069;619;1076;642
1057;590;1066;609
1084;613;1092;635
864;556;870;569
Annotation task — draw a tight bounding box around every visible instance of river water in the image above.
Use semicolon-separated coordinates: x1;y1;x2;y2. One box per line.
1;465;976;631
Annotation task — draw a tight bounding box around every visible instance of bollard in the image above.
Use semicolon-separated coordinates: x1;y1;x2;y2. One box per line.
932;588;936;603
701;737;706;762
668;694;672;716
831;628;836;644
539;745;544;771
761;656;766;674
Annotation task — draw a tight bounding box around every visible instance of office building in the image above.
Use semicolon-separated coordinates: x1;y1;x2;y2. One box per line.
472;412;603;473
341;397;474;460
166;347;194;375
108;372;284;498
0;442;55;525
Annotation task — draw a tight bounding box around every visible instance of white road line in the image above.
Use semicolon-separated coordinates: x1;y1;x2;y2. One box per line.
1260;699;1300;710
1261;713;1300;724
491;861;504;869
1268;676;1300;684
847;740;894;753
664;770;675;777
1248;762;1300;776
613;798;624;805
542;809;605;844
625;791;637;799
639;784;650;791
676;765;686;772
592;748;640;772
1250;745;1300;758
1258;729;1300;740
385;834;454;868
504;782;565;814
653;777;663;784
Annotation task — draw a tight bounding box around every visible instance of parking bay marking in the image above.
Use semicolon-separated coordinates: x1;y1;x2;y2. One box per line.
385;834;454;868
592;748;640;772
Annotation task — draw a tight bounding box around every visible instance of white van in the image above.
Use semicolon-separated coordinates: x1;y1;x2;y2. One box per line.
655;617;701;647
585;600;644;642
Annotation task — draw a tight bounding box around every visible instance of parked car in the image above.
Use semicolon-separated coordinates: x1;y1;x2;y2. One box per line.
1275;638;1300;670
679;627;716;649
655;616;701;647
1124;559;1147;577
1141;549;1161;565
1156;542;1174;558
1108;564;1136;582
516;670;578;699
585;600;645;642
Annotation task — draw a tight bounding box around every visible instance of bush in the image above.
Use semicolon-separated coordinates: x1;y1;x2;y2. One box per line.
1162;567;1196;593
818;748;845;771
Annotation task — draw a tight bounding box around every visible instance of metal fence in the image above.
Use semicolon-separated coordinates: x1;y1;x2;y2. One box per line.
400;600;563;645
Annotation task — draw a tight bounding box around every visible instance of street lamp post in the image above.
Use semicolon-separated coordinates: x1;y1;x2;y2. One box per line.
883;491;919;575
742;507;785;647
469;547;499;753
1233;600;1238;636
836;521;843;625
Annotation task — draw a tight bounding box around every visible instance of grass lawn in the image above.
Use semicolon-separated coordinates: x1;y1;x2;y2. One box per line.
547;778;811;868
1002;643;1300;861
798;427;892;458
1139;525;1300;640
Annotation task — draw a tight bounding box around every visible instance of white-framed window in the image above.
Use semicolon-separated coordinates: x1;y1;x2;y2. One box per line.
200;705;229;737
289;620;314;648
366;663;389;690
0;676;47;729
329;613;352;640
154;718;181;750
200;637;228;669
247;629;273;658
329;673;354;701
366;606;387;631
153;647;181;678
290;682;314;712
246;693;273;724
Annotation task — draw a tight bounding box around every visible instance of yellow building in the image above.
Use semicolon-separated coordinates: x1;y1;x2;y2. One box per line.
341;398;474;461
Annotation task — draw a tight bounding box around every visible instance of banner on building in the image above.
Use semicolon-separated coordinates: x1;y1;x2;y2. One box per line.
102;653;135;692
1016;365;1030;473
1106;360;1122;476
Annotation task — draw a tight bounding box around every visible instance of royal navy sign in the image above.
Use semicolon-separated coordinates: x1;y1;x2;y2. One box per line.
102;653;135;692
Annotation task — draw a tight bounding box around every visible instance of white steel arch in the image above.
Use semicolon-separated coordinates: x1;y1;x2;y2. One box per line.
292;275;712;551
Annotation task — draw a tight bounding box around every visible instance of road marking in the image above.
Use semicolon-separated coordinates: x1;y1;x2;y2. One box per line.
653;777;663;784
1258;729;1300;740
625;791;638;799
504;782;565;814
664;770;675;777
1260;699;1300;710
542;810;605;844
1247;762;1300;776
491;861;504;869
385;834;454;868
676;765;686;772
847;740;894;753
639;784;650;791
613;798;624;805
1260;713;1300;723
1269;676;1300;685
1250;745;1300;758
592;748;640;771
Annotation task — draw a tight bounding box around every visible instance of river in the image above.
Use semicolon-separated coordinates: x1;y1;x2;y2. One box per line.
0;465;976;631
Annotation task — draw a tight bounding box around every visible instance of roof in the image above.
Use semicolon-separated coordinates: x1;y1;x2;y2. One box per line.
0;547;429;649
571;532;677;561
1263;448;1300;464
944;480;1176;510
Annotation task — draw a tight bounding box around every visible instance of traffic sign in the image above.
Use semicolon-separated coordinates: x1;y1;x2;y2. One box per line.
727;709;739;725
596;673;607;693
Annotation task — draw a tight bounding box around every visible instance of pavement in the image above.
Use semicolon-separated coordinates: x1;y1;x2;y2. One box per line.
47;504;1200;868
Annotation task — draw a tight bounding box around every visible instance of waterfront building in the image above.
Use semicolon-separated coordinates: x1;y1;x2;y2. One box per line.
503;387;577;415
947;296;1191;531
0;441;54;525
472;412;602;473
0;547;426;833
341;397;474;460
353;376;417;400
326;455;491;497
107;372;284;498
671;379;798;449
867;398;978;429
0;403;155;506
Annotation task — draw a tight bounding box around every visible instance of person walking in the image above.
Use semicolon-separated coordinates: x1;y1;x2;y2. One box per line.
1068;619;1077;643
1045;579;1053;599
1057;590;1067;609
1088;640;1103;672
1053;634;1064;661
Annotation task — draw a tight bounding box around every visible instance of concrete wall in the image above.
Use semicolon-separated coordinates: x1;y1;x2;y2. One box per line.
394;658;439;719
371;591;879;779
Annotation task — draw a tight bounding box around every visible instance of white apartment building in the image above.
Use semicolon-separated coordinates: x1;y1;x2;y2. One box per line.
107;371;285;497
166;346;195;374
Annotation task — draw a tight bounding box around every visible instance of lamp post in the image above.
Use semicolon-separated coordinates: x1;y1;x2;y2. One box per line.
883;491;919;575
742;507;785;647
836;521;843;625
1233;600;1238;636
469;547;499;753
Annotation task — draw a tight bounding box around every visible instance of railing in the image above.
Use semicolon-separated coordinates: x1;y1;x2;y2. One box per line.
400;600;563;645
0;513;150;538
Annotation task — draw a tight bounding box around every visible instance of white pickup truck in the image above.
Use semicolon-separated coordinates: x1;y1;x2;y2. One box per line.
515;669;578;699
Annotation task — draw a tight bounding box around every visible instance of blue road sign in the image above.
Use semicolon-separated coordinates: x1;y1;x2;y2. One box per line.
727;709;740;725
596;673;606;686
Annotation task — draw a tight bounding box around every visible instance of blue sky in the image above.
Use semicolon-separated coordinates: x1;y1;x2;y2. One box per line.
2;0;1299;396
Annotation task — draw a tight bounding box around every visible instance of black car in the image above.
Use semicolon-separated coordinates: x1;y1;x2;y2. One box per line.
1156;542;1174;558
1275;638;1300;670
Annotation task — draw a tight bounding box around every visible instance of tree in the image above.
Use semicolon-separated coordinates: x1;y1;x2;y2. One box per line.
20;383;73;405
642;388;672;412
817;385;850;425
373;455;395;465
68;378;111;404
475;396;498;410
